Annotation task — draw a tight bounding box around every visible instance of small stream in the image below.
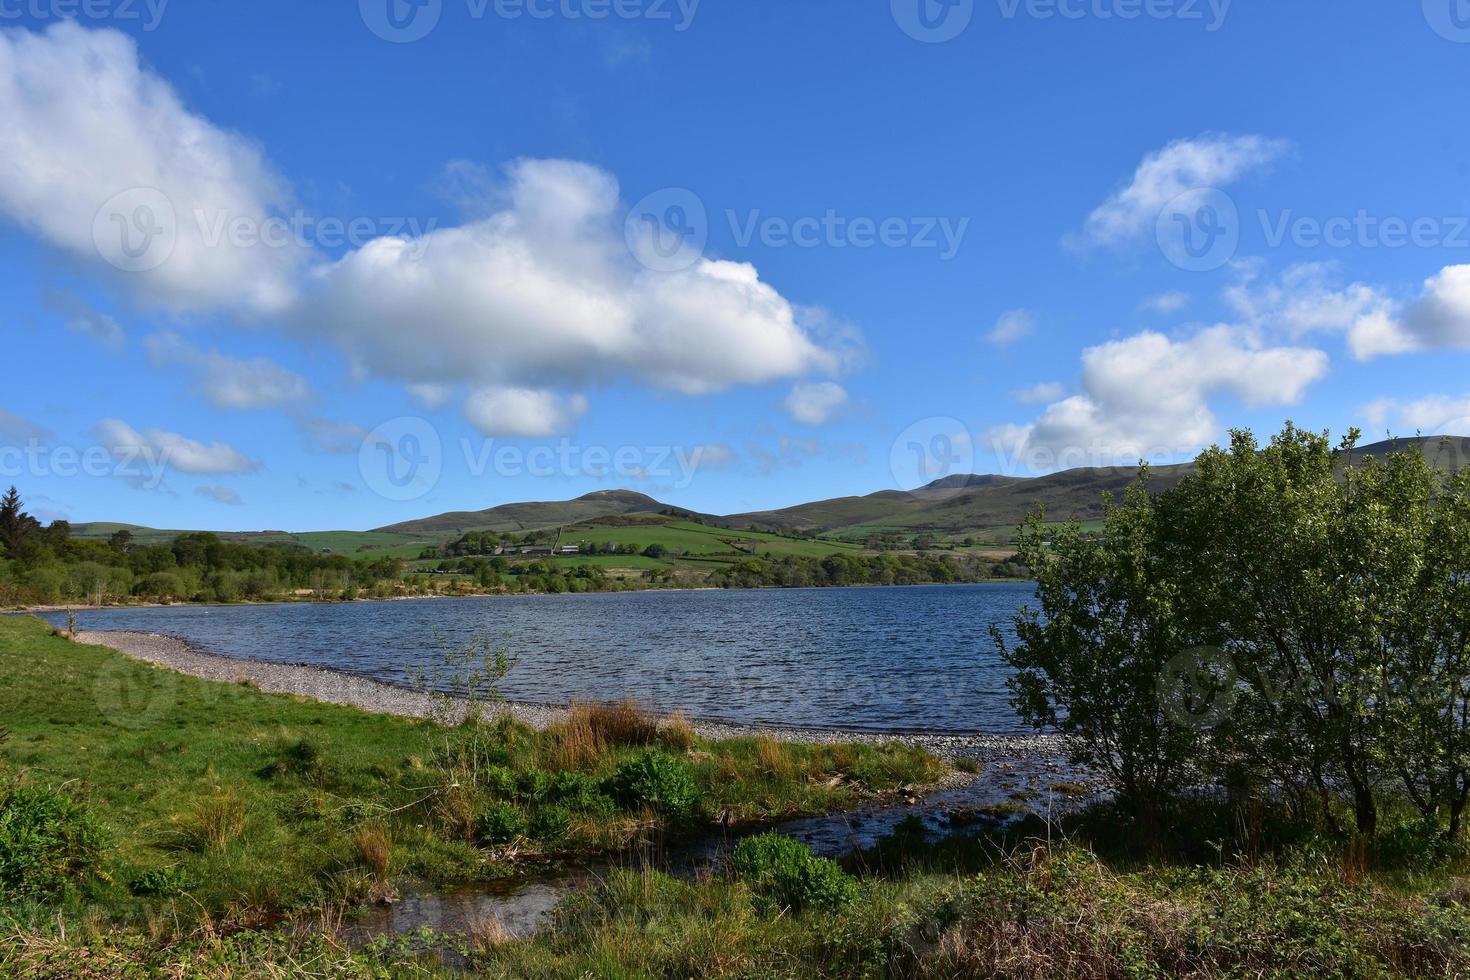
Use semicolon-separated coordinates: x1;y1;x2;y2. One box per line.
347;748;1102;955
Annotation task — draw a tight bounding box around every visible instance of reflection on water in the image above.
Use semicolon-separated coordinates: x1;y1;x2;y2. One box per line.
50;583;1035;734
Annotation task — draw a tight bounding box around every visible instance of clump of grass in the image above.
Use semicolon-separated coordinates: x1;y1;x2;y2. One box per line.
1047;781;1088;796
170;788;246;852
755;737;795;780
541;710;607;772
659;712;698;753
576;700;661;747
352;824;393;881
0;781;107;899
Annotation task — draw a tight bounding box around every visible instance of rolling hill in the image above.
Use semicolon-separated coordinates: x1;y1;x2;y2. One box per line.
375;489;712;535
70;436;1470;552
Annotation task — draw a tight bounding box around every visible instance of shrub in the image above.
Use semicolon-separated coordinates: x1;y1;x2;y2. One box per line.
353;824;393;880
516;768;552;803
531;805;571;841
608;752;700;817
129;865;196;898
475;802;527;845
0;783;107;900
549;771;613;813
729;832;858;914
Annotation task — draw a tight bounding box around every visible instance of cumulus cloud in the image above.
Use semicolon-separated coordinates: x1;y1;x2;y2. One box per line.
145;332;311;409
0;25;850;438
463;386;589;437
989;326;1329;468
783;381;848;425
302;159;840;404
1073;133;1288;249
194;484;243;505
1224;262;1388;341
95;419;258;474
1348;265;1470;360
0;22;300;312
1361;394;1470;435
986;309;1035;347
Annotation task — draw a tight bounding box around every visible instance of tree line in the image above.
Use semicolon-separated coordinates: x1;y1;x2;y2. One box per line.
998;424;1470;840
0;488;405;605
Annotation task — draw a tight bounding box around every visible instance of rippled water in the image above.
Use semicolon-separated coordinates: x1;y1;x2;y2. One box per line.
47;583;1035;734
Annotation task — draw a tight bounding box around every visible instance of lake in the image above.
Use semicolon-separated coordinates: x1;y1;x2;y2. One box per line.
44;583;1036;735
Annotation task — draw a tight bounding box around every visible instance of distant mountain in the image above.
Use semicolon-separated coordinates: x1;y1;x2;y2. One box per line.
375;490;705;535
722;435;1470;535
77;435;1470;545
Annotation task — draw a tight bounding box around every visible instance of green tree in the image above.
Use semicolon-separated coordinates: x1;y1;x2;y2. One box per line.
994;477;1205;829
0;487;40;558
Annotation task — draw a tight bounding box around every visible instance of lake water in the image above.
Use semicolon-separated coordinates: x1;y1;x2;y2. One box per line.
45;583;1036;735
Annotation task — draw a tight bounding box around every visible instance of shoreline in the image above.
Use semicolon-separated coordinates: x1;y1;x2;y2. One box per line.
6;578;1034;616
72;628;1071;763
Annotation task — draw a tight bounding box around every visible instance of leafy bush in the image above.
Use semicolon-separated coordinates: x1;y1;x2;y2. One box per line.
531;805;571;841
129;865;196;898
729;832;858;914
608;752;700;817
0;783;107;899
549;771;615;815
516;768;552;803
475;802;527;845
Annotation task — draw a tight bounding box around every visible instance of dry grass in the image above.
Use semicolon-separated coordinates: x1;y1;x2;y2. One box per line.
352;824;393;881
541;708;608;772
576;700;662;747
659;712;698;752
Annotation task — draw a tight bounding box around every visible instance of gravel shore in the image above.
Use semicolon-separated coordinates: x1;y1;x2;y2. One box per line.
74;629;1073;764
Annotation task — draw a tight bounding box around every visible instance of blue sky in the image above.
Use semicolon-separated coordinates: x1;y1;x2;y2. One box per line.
2;0;1469;530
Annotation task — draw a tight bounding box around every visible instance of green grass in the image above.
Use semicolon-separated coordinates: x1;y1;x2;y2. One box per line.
0;617;942;936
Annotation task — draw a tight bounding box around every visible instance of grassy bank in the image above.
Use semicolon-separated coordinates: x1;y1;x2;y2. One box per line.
0;617;939;931
3;615;1469;978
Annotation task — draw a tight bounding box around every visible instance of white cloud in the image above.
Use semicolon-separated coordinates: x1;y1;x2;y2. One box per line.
303;160;839;403
1348;265;1470;360
1225;262;1388;341
144;333;311;410
987;309;1035;347
0;27;850;438
1073;133;1288;249
1140;291;1191;315
194;484;243;505
783;381;848;425
95;419;258;474
990;326;1329;468
0;23;300;312
1014;382;1065;405
463;386;588;437
1360;394;1470;435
